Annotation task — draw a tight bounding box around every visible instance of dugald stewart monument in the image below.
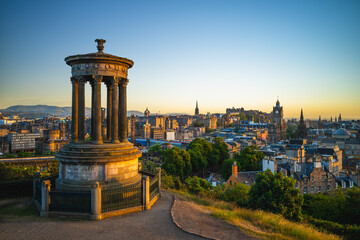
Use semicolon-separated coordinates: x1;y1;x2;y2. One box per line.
33;39;161;220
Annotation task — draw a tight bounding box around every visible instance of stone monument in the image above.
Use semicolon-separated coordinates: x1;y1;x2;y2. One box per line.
55;39;142;191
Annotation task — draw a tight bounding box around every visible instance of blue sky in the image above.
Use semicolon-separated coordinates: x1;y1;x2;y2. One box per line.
0;0;359;119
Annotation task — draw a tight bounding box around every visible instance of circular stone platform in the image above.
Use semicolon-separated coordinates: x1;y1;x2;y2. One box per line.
55;141;142;191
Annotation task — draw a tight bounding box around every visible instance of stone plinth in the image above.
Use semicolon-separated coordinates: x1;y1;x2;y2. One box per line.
55;141;142;190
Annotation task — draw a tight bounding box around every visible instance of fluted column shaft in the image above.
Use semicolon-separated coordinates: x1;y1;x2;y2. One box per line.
71;78;78;143
111;77;120;143
92;75;103;144
119;78;129;142
106;82;112;140
77;76;86;142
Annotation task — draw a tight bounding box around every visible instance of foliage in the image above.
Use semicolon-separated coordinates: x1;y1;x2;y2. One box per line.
184;176;214;197
148;143;162;154
0;161;59;182
221;158;237;180
221;183;250;207
286;124;297;139
303;187;360;225
234;146;263;171
249;169;303;221
193;121;205;127
187;138;212;173
209;137;230;169
17;151;32;158
161;147;191;180
171;189;340;240
213;207;340;240
307;216;360;240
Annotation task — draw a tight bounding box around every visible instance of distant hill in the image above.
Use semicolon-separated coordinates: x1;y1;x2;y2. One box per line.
1;105;143;118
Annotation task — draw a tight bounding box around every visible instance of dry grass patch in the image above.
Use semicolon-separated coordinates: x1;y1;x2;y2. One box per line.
169;190;341;240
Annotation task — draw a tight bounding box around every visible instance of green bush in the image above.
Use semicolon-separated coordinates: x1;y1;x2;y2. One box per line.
222;183;250;207
308;217;360;240
184;176;213;197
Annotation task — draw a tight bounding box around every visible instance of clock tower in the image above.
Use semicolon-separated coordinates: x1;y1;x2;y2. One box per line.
268;98;287;143
272;99;283;125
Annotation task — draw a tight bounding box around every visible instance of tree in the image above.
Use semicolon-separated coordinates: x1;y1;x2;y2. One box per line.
185;176;213;196
210;137;230;169
222;183;250;207
187;138;211;173
161;147;191;180
249;170;303;221
234;146;263;171
148;143;162;154
221;158;237;180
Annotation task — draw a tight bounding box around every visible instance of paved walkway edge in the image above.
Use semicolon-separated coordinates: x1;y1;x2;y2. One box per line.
169;193;215;240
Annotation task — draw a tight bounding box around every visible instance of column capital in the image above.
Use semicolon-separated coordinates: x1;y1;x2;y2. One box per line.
111;76;120;86
92;75;103;84
74;75;86;84
120;78;129;87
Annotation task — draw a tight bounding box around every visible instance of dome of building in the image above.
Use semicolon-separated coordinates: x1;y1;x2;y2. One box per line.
332;128;351;138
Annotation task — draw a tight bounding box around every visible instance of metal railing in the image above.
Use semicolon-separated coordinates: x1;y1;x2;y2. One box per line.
149;175;159;201
35;180;42;205
49;190;91;213
101;181;142;213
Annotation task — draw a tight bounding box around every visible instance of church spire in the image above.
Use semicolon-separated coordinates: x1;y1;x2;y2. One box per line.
195;100;199;116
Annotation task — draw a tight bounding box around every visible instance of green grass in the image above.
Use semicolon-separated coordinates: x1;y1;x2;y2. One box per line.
0;202;37;218
170;189;341;240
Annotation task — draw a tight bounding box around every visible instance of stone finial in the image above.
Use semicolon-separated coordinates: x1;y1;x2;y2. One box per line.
95;39;106;53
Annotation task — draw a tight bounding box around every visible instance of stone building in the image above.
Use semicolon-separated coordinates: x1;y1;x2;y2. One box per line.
36;129;69;154
8;132;40;153
268;99;287;143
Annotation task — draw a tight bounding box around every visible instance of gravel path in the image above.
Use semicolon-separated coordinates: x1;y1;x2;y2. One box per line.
171;195;258;240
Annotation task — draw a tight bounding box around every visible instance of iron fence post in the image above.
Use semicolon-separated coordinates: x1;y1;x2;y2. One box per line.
40;180;51;217
156;167;161;197
91;182;101;220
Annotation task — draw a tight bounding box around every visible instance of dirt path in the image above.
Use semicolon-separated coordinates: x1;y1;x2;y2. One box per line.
171;195;258;240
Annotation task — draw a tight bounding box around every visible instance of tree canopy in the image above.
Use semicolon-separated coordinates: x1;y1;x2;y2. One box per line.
234;145;263;171
249;169;303;221
161;147;191;180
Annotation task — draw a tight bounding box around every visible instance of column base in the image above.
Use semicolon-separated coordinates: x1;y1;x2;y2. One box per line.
111;139;120;144
92;140;103;145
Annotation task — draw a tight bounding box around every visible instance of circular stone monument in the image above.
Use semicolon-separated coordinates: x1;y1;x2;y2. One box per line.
55;39;142;190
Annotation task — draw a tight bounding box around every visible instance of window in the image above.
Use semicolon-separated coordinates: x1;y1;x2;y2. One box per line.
327;185;331;191
318;186;321;192
296;182;299;188
322;175;325;181
311;176;314;182
304;178;308;183
304;187;308;194
311;186;314;193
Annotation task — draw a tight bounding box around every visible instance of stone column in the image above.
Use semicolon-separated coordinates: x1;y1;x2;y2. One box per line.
111;77;120;143
142;175;150;210
92;75;103;144
119;78;129;142
71;77;78;143
91;81;95;139
77;76;86;142
106;81;112;140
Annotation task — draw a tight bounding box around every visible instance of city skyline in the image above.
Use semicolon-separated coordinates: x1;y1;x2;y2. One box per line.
0;0;359;119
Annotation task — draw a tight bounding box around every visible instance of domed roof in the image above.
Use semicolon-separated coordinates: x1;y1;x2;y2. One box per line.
333;128;351;136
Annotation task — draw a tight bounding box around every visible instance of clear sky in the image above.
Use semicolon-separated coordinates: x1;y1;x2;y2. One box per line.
0;0;359;119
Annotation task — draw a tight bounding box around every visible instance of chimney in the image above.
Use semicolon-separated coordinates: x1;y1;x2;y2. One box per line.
314;158;321;168
232;161;238;176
